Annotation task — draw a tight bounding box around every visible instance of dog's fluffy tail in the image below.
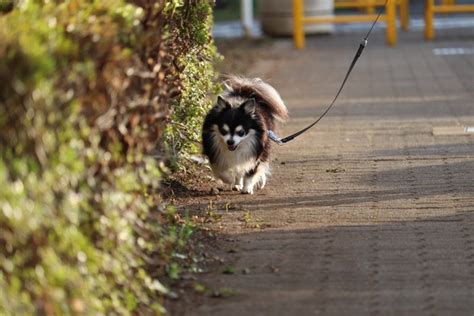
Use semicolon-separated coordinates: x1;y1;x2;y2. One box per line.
223;76;288;122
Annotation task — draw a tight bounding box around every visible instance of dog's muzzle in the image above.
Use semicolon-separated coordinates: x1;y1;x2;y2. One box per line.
227;144;237;151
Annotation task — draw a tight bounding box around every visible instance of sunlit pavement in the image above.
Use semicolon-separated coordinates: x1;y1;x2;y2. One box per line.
193;19;474;316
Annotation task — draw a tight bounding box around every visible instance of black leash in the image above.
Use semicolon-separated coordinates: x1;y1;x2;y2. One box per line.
268;0;389;145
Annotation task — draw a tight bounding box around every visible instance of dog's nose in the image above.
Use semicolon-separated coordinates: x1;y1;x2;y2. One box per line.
227;139;235;146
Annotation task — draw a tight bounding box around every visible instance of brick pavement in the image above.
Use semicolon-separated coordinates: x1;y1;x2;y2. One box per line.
188;28;474;315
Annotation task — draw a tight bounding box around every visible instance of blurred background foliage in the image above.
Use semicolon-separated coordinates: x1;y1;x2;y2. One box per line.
0;0;217;314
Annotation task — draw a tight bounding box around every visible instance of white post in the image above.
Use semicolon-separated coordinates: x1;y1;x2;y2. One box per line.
241;0;253;37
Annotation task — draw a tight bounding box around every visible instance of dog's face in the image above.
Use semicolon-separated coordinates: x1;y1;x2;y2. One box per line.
214;97;257;152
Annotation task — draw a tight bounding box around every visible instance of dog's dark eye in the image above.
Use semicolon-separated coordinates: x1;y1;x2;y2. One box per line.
237;130;245;137
220;129;228;136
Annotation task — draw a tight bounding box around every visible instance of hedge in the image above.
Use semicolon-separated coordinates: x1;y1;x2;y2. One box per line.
0;0;217;314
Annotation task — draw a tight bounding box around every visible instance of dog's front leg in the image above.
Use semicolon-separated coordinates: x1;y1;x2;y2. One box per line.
242;175;255;195
213;169;236;191
233;176;244;191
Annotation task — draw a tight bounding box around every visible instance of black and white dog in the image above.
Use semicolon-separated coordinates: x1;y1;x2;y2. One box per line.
202;77;288;194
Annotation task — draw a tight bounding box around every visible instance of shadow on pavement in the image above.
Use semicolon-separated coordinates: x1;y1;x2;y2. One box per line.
193;210;474;315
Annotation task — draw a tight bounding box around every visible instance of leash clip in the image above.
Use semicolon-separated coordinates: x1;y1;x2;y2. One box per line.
268;130;283;145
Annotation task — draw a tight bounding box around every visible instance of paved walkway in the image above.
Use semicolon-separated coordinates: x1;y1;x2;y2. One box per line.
189;28;474;315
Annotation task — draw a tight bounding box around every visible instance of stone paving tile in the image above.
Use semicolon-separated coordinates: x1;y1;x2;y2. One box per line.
189;28;474;315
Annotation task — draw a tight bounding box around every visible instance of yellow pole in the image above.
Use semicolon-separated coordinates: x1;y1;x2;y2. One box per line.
293;0;305;49
386;0;397;46
399;0;409;31
366;0;376;14
424;0;434;40
442;0;455;4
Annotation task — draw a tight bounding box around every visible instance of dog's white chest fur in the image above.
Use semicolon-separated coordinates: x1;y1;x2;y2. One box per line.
211;135;258;183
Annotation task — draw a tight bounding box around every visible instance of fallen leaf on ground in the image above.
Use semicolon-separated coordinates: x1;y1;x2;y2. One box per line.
222;266;236;274
326;167;345;173
211;287;238;298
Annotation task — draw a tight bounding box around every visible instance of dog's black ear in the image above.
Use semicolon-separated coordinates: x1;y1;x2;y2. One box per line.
216;96;231;112
240;98;256;116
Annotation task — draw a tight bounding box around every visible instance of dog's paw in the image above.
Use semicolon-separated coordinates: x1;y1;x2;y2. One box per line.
241;187;254;195
233;184;243;191
210;187;220;195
